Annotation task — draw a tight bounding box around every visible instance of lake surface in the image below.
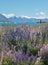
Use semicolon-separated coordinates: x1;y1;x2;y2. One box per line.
0;21;37;26
0;21;46;26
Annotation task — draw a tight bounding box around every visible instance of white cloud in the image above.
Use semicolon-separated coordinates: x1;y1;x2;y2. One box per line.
40;12;45;15
2;14;15;18
20;12;48;19
36;12;45;15
35;12;48;19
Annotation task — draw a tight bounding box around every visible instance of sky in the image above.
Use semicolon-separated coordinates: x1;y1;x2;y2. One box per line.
0;0;48;18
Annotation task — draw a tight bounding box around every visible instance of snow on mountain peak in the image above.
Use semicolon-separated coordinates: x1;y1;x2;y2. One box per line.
2;14;15;18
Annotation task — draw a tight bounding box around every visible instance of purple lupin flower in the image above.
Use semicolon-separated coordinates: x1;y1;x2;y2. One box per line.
26;49;30;56
14;61;16;65
17;54;22;61
30;55;35;61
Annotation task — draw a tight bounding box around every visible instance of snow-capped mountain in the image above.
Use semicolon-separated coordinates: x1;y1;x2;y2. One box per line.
8;16;48;22
0;14;8;22
0;14;48;22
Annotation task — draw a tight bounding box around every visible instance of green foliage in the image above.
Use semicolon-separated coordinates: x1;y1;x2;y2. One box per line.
42;39;45;44
20;61;26;65
0;35;2;44
29;46;34;55
0;48;2;52
2;56;14;65
30;61;35;65
22;44;28;54
43;58;48;65
8;39;16;46
29;46;39;56
35;39;41;44
31;39;34;44
15;45;20;51
40;62;45;65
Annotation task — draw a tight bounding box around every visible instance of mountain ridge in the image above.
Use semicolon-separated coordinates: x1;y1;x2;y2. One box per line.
0;14;48;22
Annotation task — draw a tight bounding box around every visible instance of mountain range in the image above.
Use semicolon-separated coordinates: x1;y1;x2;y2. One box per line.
0;14;48;22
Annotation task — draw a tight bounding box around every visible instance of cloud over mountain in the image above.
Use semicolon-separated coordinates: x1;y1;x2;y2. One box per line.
35;12;48;19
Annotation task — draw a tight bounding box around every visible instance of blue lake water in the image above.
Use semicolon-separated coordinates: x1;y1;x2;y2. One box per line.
0;21;46;26
0;21;37;26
